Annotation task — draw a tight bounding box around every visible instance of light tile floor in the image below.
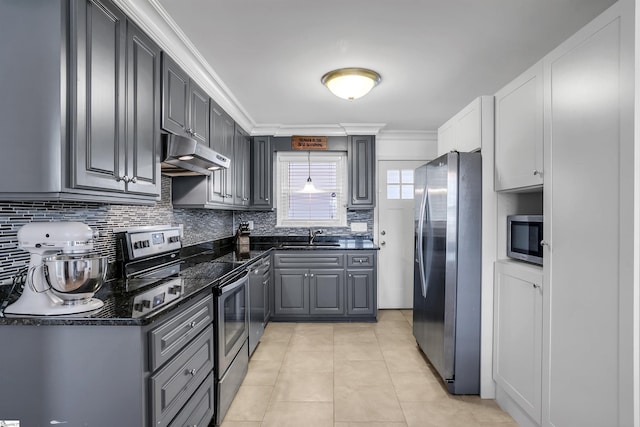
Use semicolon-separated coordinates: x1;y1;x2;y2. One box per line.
221;310;518;427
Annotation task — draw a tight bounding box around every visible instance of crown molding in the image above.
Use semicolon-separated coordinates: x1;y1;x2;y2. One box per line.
251;123;387;137
113;0;255;132
376;130;437;142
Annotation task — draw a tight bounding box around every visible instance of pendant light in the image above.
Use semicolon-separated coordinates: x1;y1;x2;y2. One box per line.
297;151;324;193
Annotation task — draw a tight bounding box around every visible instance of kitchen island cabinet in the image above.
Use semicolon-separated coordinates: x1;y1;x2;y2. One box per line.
0;0;161;203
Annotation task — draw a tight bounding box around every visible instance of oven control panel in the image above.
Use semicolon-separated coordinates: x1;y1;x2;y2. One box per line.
126;227;182;260
131;278;184;318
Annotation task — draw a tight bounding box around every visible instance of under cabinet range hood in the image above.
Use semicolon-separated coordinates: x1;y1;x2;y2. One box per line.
161;133;230;176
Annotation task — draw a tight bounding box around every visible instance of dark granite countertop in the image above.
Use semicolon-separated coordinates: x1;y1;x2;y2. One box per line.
0;235;376;326
0;246;271;327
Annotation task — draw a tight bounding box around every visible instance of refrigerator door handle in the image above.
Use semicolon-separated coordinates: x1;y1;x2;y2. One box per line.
417;184;428;298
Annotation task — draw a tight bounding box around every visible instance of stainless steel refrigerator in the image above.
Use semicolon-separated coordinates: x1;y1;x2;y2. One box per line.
413;151;481;394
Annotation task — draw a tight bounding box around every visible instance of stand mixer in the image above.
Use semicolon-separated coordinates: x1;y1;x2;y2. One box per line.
4;222;107;316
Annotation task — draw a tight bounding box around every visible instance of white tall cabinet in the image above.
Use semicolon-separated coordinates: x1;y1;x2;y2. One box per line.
492;3;635;427
542;4;632;426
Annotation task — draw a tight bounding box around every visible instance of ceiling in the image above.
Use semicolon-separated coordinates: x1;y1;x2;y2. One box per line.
149;0;616;134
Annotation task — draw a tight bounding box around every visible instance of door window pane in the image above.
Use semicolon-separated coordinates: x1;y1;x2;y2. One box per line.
387;185;400;199
401;184;414;199
387;170;400;184
401;169;414;184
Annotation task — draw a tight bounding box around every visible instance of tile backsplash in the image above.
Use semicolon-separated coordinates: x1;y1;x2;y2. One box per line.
234;209;374;237
0;176;374;285
0;177;233;285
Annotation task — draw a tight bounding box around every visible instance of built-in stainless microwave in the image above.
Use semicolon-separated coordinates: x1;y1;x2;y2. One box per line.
507;215;543;265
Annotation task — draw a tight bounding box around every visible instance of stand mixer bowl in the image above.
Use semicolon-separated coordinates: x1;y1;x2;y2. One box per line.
43;254;108;302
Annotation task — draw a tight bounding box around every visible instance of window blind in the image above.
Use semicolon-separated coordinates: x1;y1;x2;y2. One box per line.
277;152;347;227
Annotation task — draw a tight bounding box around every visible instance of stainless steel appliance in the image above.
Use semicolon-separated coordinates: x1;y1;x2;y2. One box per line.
4;222;107;316
507;214;543;265
161;133;231;176
413;151;482;394
248;257;270;355
214;269;249;425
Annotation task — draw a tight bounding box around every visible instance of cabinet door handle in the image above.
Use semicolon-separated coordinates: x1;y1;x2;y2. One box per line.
116;175;130;183
532;283;540;289
265;198;269;201
304;273;308;277
310;274;314;278
380;241;386;246
533;169;542;176
540;240;549;247
348;274;352;278
129;176;137;184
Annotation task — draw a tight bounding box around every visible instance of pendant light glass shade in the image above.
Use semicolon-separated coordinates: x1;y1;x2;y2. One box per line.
321;68;381;100
296;151;325;193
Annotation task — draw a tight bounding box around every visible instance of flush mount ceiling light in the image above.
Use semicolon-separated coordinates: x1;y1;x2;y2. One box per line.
321;68;381;101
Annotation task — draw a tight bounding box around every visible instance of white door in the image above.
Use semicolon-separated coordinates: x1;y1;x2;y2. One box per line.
377;160;426;308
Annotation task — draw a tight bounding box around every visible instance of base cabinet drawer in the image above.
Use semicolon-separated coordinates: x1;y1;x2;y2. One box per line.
168;372;215;427
149;295;214;371
150;325;215;427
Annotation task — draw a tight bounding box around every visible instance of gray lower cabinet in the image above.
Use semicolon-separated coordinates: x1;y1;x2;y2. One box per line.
310;269;345;315
0;0;161;202
0;294;215;427
346;251;377;315
273;251;376;320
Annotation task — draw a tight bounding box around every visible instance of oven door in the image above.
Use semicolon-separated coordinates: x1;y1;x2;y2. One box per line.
215;270;249;377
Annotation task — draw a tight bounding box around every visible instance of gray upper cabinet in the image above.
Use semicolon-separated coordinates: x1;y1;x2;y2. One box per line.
210;100;235;204
71;0;127;193
189;83;210;146
250;136;273;208
72;0;160;197
124;21;161;196
348;135;376;209
161;53;210;145
234;126;250;207
0;0;160;202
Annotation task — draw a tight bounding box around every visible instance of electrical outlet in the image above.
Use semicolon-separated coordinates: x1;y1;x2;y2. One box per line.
247;221;254;230
350;222;367;232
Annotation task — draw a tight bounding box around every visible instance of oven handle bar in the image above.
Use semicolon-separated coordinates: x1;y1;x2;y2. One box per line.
216;271;249;296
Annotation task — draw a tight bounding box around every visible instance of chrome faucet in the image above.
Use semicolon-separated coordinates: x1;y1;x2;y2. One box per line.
309;228;323;244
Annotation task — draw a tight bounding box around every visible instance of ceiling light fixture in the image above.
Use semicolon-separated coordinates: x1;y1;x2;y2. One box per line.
321;68;381;101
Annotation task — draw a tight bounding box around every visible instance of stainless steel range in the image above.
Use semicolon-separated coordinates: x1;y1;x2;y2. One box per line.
116;225;186;318
116;225;250;426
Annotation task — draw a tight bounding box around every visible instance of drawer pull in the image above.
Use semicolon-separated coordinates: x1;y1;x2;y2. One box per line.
189;321;197;329
188;368;197;376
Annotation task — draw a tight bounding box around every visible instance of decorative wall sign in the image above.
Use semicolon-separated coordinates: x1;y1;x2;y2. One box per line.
291;136;327;150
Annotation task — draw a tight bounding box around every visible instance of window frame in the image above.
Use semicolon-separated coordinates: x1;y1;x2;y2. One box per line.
275;151;348;228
